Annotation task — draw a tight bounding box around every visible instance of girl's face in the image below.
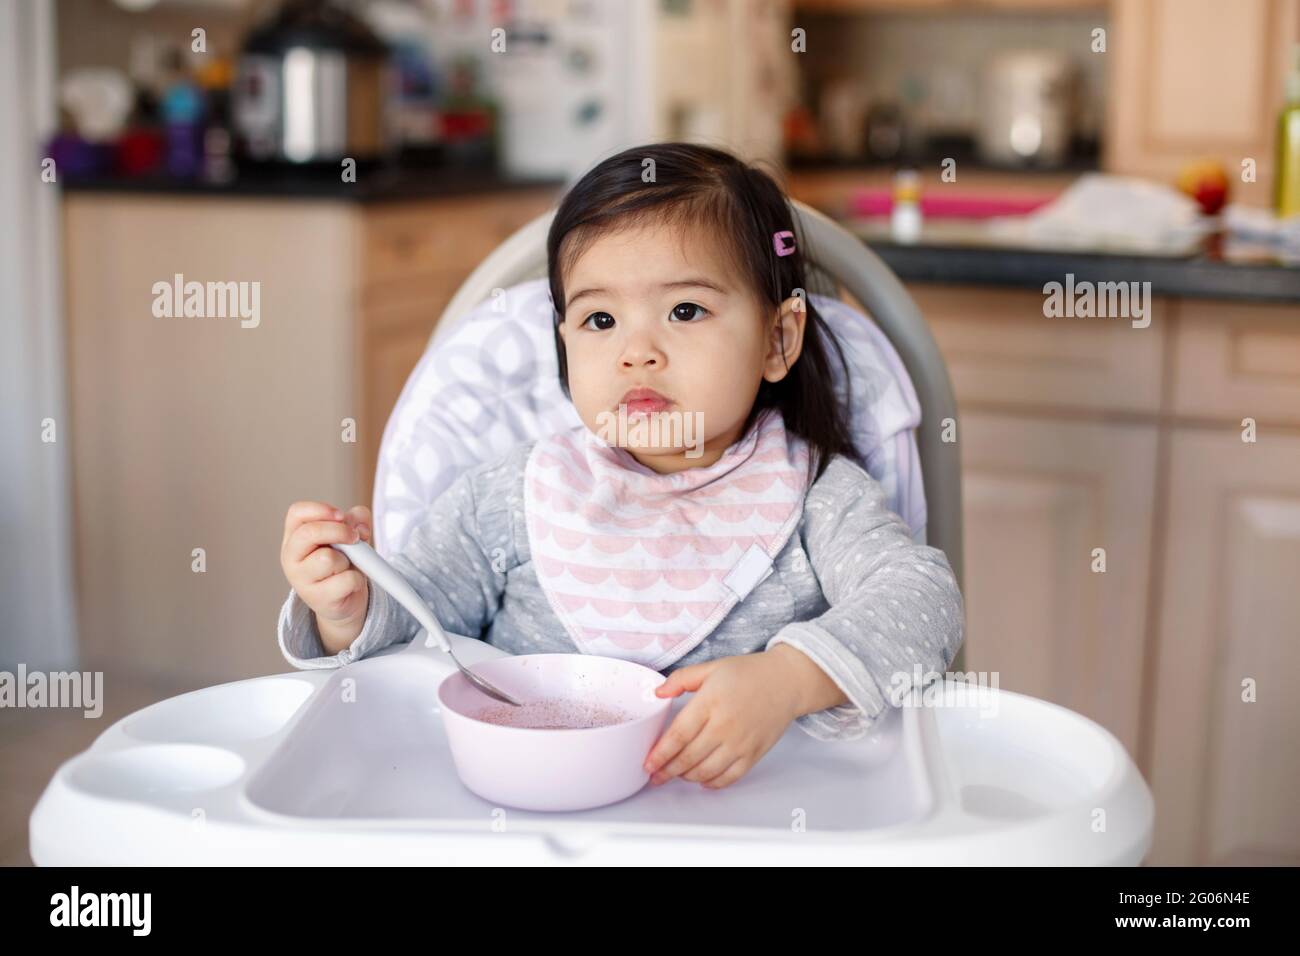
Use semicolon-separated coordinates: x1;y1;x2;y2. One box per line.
557;217;805;474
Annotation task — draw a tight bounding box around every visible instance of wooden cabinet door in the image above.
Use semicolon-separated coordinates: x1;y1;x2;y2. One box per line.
956;411;1159;756
1105;0;1300;207
1147;428;1300;865
358;284;458;508
63;197;359;684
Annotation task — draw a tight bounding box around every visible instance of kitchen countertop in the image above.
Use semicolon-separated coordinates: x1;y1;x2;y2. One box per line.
787;168;1300;305
58;162;564;203
860;232;1300;305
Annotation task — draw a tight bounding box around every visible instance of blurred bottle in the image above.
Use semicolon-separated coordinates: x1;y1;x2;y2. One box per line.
440;53;496;166
161;80;204;178
197;57;234;183
891;168;922;243
1275;43;1300;218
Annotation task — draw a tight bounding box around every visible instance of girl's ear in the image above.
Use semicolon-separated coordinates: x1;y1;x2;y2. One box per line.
763;296;807;383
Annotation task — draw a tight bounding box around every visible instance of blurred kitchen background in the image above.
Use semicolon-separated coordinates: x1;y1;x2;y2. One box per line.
3;0;1299;866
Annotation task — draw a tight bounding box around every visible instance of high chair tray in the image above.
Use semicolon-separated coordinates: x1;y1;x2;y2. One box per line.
29;633;1153;865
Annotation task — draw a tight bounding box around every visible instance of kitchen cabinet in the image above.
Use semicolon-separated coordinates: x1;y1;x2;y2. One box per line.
1148;428;1300;865
901;285;1163;758
361;195;538;296
359;289;447;508
63;197;359;687
792;0;1298;205
1106;0;1300;208
357;192;555;505
878;285;1300;865
912;284;1167;414
957;411;1157;758
62;187;556;687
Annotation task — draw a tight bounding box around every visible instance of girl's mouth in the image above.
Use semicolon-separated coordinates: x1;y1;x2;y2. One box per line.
617;388;672;416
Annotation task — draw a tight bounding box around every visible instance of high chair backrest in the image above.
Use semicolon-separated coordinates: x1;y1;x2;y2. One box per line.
372;199;964;596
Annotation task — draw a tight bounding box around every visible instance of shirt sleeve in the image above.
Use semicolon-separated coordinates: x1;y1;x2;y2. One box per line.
765;457;964;741
276;462;510;670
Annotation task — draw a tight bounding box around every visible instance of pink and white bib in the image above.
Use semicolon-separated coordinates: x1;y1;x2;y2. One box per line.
523;407;812;670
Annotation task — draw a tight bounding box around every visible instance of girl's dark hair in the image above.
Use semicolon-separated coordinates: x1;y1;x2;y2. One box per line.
545;141;860;485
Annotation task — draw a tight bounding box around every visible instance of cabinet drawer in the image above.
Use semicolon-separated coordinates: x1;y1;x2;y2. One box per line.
1171;300;1300;427
363;201;502;287
362;191;556;289
907;284;1167;414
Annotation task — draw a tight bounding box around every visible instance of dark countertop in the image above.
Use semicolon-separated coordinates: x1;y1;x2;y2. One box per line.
865;237;1300;304
58;163;564;203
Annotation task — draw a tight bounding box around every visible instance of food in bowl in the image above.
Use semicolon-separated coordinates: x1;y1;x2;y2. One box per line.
472;697;633;730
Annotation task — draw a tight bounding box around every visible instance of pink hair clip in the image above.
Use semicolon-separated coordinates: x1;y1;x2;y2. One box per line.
773;230;796;257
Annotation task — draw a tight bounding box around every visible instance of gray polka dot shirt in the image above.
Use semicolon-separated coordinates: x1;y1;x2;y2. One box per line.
278;442;965;741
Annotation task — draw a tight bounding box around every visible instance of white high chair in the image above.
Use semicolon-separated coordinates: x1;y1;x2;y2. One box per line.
28;203;1155;865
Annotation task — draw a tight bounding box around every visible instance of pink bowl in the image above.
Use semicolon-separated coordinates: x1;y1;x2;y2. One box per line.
437;654;673;812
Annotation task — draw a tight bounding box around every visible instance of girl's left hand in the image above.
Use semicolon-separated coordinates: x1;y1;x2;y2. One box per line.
642;651;801;790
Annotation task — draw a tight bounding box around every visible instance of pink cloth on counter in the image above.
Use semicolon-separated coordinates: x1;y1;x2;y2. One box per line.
849;189;1055;219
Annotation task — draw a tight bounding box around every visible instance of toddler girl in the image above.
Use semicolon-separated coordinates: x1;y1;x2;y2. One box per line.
279;142;964;791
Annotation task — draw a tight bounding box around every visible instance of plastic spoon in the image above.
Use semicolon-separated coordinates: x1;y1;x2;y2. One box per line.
332;539;522;706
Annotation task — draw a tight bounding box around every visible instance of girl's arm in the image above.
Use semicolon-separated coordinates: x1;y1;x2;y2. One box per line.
765;456;965;740
277;459;513;669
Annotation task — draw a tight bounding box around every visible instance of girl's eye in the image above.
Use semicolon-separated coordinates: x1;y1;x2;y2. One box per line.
581;311;615;330
670;302;708;322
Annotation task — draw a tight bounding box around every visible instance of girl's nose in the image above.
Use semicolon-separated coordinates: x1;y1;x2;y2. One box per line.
621;353;660;367
619;333;665;367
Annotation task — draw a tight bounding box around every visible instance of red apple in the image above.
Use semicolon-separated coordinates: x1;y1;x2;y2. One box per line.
1176;160;1229;215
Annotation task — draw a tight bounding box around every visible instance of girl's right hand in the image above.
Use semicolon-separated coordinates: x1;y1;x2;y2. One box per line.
281;501;373;629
